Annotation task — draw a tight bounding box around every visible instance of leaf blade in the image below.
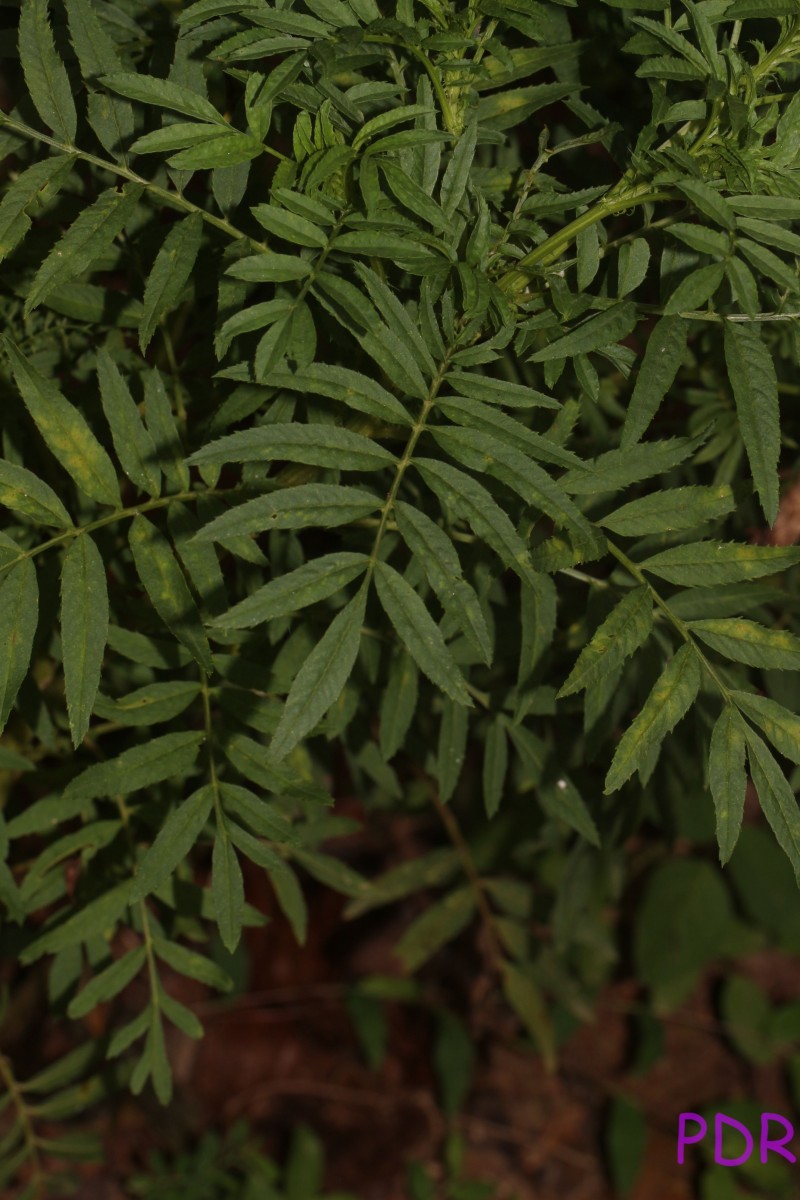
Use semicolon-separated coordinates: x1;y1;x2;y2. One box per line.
61;535;109;748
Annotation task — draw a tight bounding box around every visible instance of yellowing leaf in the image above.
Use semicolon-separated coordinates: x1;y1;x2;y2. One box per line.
3;337;121;507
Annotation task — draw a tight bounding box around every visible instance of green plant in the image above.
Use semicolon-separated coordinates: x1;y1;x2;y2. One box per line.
2;0;800;1191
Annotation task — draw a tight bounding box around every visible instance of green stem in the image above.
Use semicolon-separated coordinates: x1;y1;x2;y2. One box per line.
0;487;240;576
0;115;269;251
0;1055;43;1198
366;347;456;577
497;183;675;295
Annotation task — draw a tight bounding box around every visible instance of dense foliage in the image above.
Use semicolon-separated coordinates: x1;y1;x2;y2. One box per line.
2;0;800;1192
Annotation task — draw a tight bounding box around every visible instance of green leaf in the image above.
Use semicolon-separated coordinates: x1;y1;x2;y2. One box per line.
129;785;214;903
93;680;200;727
415;458;540;587
374;562;472;707
143;368;190;492
606;1099;647;1197
61;534;109;748
437;698;468;804
723;321;780;526
212;833;245;952
726;256;759;316
212;552;369;629
735;217;800;258
559;586;653;698
689;618;800;669
139;214;203;352
529;302;638;362
64;0;124;79
96;350;161;498
265;363;411;426
0;558;38;735
20;881;132;963
19;0;77;144
560;437;697;496
158;986;203;1039
639;542;800;585
721;975;774;1066
2;337;122;507
634;859;735;1013
167;131;263;170
675;178;736;231
378;159;452;235
268;857;307;944
61;730;204;805
436;396;581;472
434;1012;475;1117
662;262;725;314
291;847;368;899
447;369;558;411
605;643;701;793
219;782;298;844
732;691;800;765
540;772;600;845
251;202;329;248
709;704;747;865
128;515;213;674
101;72;226;125
476;81;574;131
191;485;381;542
622;316;687;446
600;484;734;536
395;501;491;663
482;717;508;819
186;423;395;472
67;947;147;1018
394;886;476;972
0;155;75;266
130;122;230;157
141;1012;172;1104
24;185;143;315
668;221;730;257
737;238;797;293
152;937;233;992
617;237;651;298
432;426;601;556
501;962;556;1071
269;586;366;762
0;460;73;528
379;650;419;761
226;252;311;283
353;103;435;151
744;727;800;884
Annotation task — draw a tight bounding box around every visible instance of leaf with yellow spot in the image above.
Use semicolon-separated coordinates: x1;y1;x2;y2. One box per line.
709;704;747;864
139;213;203;352
24;184;143;315
2;337;121;508
605;643;701;793
0;556;38;734
128;515;213;675
689;618;800;670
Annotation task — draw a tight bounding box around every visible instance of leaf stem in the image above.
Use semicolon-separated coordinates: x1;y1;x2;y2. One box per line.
0;115;268;251
605;538;733;702
0;1055;43;1198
